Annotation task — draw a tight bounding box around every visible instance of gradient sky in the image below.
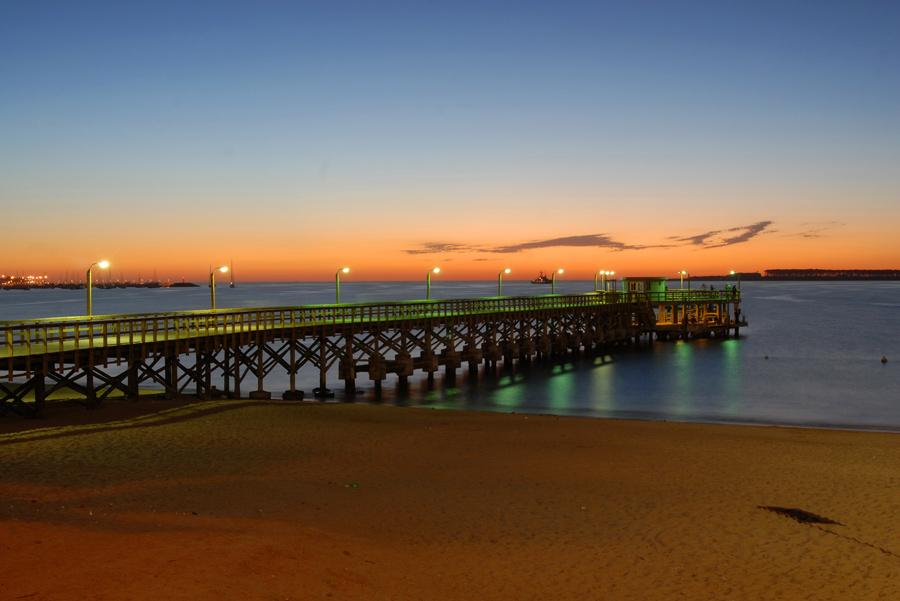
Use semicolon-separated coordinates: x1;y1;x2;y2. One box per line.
2;1;899;281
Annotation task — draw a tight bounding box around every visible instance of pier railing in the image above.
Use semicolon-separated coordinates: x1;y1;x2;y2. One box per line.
1;290;739;361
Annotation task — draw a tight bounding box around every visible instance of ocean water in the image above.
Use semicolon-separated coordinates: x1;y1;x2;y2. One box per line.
2;280;899;431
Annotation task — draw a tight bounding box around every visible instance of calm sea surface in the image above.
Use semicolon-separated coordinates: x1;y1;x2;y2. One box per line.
2;280;899;431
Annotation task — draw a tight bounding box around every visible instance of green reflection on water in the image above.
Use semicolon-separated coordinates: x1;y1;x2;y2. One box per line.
545;363;575;411
491;373;525;410
719;338;743;417
590;354;617;413
671;341;695;416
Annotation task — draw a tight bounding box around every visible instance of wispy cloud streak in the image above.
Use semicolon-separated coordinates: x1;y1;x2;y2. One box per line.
672;221;773;248
403;242;478;255
403;221;775;255
488;234;654;254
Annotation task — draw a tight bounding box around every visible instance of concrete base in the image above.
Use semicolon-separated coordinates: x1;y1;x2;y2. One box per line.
281;390;305;401
248;390;272;400
312;387;335;399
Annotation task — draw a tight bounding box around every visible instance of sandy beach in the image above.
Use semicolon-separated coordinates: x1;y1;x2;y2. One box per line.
1;401;898;600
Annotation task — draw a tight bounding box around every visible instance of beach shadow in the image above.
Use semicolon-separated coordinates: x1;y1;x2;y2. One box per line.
0;400;285;446
759;505;900;559
758;505;842;525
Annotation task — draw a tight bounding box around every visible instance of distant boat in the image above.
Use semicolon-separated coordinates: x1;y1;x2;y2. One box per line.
169;279;199;288
531;271;552;284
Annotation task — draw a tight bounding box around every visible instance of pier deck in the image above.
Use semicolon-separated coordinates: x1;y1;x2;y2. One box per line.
1;290;742;415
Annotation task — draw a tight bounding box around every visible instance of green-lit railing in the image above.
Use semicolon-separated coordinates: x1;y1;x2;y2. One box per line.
1;290;739;361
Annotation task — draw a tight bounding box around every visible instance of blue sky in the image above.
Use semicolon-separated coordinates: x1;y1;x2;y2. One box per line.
2;1;899;278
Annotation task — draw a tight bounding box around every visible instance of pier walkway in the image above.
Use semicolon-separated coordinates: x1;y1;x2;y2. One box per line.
1;290;743;416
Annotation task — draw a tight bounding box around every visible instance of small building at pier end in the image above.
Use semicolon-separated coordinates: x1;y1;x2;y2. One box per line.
621;277;668;294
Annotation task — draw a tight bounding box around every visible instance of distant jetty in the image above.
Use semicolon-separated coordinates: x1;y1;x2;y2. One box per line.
691;269;900;281
0;275;198;290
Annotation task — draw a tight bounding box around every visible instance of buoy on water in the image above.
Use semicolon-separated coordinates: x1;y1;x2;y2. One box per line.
882;356;888;364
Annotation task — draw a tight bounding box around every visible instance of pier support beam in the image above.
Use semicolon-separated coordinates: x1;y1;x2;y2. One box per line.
33;367;46;417
283;335;304;400
249;343;271;400
127;358;139;400
314;333;333;399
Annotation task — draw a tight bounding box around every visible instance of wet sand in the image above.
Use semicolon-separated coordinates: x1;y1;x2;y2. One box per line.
1;401;899;600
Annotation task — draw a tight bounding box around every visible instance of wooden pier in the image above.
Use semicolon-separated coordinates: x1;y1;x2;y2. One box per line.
1;290;744;416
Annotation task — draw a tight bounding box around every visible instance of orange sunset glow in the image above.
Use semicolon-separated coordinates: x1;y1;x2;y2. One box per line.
7;207;898;282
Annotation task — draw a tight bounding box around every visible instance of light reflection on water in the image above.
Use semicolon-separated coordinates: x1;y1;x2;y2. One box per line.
2;281;899;430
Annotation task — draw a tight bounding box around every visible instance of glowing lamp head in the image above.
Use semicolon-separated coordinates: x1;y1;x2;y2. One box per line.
730;270;736;275
610;271;615;276
680;270;688;276
97;260;110;269
218;265;229;273
432;267;441;274
557;268;564;275
341;266;350;274
503;268;511;274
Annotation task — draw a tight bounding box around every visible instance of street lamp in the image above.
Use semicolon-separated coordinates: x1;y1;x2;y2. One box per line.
426;266;441;300
606;270;616;292
730;269;741;292
335;266;350;304
209;265;229;310
497;267;511;296
678;270;689;290
596;270;614;292
86;260;110;316
551;268;564;294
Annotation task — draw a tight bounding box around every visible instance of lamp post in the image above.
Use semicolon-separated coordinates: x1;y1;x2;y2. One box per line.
551;268;564;294
596;270;613;292
335;266;350;304
606;270;615;292
497;267;511;296
209;265;229;310
426;267;441;300
729;269;741;292
86;260;110;316
679;270;689;290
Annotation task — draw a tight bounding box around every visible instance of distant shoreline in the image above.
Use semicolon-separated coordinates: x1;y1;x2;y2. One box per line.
3;269;900;289
692;269;900;281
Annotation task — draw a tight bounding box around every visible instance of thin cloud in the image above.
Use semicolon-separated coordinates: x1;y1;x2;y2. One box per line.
785;221;844;239
707;220;773;247
403;242;478;255
671;229;723;246
487;233;651;254
674;221;773;248
403;221;775;256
